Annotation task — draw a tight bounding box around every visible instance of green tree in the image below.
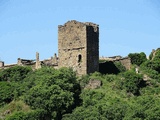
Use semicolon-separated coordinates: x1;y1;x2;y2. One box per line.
121;70;143;95
128;52;147;66
124;95;160;120
23;67;81;119
6;109;46;120
0;82;14;106
151;50;160;73
63;90;127;120
0;66;32;82
140;49;160;79
0;66;33;100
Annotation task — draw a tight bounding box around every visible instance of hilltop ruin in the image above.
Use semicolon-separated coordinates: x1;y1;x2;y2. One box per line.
0;20;131;75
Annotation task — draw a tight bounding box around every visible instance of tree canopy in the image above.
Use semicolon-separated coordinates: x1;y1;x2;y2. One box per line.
1;49;160;119
128;52;147;66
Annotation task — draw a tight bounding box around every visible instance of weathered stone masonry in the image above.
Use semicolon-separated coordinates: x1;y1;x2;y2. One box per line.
58;20;99;75
0;20;132;75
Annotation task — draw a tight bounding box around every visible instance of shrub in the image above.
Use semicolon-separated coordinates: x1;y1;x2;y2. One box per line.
0;82;14;106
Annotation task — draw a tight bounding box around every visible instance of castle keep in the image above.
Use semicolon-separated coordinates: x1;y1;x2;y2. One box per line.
0;20;99;75
58;20;99;75
0;20;132;74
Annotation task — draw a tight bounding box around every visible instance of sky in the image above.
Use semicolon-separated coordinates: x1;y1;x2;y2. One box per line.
0;0;160;64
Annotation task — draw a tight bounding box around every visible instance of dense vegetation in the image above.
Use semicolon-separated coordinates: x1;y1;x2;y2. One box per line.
1;49;160;120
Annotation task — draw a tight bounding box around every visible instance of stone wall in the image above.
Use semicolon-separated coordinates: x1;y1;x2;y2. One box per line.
0;61;4;68
58;20;99;75
1;64;17;69
0;52;58;70
99;56;122;61
117;57;131;70
151;48;160;60
99;56;131;70
86;23;99;73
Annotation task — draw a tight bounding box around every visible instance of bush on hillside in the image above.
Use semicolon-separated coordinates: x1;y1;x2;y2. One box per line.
128;52;147;66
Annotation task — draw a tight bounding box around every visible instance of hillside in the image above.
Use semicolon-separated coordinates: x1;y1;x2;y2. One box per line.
1;49;160;120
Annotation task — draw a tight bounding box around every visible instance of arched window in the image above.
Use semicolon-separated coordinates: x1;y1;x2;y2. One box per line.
78;54;82;63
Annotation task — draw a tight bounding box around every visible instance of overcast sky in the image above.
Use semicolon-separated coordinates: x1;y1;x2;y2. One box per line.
0;0;160;64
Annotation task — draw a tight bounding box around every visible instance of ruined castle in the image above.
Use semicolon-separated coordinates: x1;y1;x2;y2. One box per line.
58;20;99;75
0;20;131;75
0;20;99;75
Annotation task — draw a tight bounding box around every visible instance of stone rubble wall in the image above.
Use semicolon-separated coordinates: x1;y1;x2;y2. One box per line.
99;56;131;70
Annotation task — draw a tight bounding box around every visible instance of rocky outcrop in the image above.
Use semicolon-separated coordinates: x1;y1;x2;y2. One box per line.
85;79;102;89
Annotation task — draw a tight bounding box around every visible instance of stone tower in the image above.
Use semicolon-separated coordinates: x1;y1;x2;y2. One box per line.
0;61;4;68
58;20;99;75
35;52;41;69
